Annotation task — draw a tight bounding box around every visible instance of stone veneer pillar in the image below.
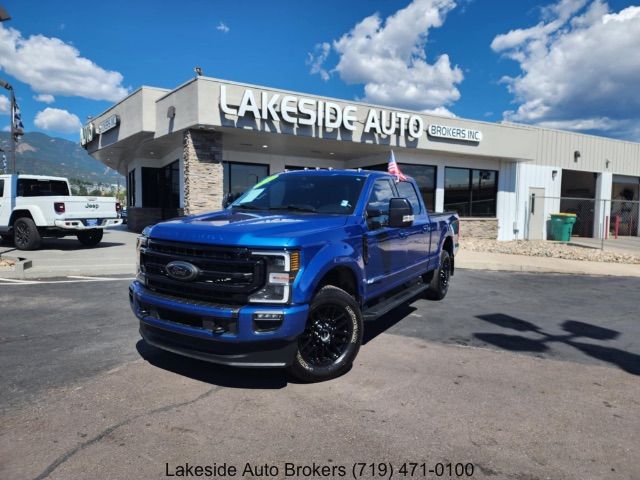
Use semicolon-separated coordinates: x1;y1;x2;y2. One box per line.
183;129;223;215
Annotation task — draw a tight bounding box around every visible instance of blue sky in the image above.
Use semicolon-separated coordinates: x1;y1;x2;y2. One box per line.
1;0;639;142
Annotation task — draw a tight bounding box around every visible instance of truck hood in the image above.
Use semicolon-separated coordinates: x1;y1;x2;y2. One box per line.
148;209;351;248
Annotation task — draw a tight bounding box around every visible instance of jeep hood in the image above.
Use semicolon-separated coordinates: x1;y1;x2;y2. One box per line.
147;209;351;248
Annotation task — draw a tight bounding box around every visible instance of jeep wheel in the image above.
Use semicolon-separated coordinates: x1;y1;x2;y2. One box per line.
13;217;42;250
425;250;451;301
290;285;363;382
77;229;104;247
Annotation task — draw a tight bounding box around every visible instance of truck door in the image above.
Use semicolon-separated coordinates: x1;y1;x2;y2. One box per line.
395;180;431;276
0;178;8;230
363;178;407;299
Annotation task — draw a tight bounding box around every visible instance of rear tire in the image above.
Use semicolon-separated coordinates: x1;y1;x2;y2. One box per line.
425;250;452;301
77;229;104;247
13;217;42;250
289;285;363;382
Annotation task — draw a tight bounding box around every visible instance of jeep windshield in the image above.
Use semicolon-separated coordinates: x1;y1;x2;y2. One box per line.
231;173;366;215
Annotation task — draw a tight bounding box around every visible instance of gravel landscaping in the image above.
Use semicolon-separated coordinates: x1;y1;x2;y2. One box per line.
0;257;16;269
462;238;640;264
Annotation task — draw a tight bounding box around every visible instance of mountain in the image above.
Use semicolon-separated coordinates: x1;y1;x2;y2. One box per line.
0;131;122;183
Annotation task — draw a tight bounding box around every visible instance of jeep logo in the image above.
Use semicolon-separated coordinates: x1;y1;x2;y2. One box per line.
165;261;200;282
85;203;99;209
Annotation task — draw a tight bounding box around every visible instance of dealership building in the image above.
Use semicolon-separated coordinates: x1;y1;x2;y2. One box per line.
83;76;640;239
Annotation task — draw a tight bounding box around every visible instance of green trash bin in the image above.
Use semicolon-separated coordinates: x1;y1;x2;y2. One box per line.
550;213;577;242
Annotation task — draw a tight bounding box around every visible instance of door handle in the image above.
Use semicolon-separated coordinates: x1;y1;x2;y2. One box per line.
422;225;429;232
399;231;408;238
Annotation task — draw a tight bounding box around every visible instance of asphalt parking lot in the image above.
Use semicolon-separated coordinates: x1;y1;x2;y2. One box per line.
0;225;137;278
1;270;639;479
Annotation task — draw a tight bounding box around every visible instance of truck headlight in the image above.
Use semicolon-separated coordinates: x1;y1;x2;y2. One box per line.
135;227;151;283
249;251;299;304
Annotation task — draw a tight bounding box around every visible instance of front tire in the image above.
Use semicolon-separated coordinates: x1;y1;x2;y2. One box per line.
77;229;104;247
13;217;42;250
290;285;363;382
425;250;452;300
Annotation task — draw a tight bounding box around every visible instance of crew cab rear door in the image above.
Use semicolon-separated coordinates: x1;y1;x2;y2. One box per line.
363;178;407;299
395;179;431;276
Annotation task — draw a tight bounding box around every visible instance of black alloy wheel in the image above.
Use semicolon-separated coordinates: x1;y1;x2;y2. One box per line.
299;304;354;367
290;285;363;382
13;217;42;250
426;249;452;300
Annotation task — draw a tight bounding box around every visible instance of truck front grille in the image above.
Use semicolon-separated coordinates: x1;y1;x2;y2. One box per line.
141;239;265;304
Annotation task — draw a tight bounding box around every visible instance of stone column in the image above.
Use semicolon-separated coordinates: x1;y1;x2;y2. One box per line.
183;129;223;215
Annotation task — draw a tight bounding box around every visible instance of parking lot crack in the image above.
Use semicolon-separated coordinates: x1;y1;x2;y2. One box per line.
32;386;222;480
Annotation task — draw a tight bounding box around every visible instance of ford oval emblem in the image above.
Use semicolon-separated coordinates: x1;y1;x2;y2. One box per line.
165;261;200;282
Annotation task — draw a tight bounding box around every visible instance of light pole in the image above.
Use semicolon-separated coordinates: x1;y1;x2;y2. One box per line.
0;80;17;174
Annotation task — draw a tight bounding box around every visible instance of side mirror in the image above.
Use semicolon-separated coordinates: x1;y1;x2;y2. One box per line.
388;197;414;228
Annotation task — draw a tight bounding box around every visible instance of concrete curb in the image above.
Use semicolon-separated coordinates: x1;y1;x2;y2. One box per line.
456;250;640;277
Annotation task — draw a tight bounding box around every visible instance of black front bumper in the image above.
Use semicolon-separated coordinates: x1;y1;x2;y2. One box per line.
139;323;298;368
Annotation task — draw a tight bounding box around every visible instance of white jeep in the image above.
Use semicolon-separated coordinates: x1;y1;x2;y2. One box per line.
0;174;123;250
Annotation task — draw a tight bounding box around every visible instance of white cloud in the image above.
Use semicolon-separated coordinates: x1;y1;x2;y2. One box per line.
0;94;8;115
34;107;82;134
307;0;463;112
423;106;456;117
34;93;55;104
306;42;331;81
0;24;129;102
216;22;230;33
2;125;10;132
492;1;640;140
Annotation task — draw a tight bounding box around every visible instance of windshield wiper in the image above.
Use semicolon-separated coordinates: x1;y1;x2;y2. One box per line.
268;204;317;213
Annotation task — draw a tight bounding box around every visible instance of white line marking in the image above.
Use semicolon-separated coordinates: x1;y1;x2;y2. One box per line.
67;275;131;281
0;277;134;286
0;278;39;284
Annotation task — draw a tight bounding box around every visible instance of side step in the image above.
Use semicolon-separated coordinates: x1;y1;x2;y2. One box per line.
363;281;429;321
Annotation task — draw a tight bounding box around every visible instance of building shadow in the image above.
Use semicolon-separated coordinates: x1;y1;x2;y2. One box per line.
474;313;640;375
135;340;290;389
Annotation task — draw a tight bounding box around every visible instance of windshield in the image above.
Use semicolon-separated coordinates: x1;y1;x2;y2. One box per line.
231;173;366;214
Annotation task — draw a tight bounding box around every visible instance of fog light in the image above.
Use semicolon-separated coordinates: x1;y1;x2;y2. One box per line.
253;312;284;333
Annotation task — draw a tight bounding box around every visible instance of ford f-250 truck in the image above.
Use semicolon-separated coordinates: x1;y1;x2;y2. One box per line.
130;169;458;381
0;174;122;250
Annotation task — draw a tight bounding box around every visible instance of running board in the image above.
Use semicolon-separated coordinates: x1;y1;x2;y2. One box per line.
363;281;428;321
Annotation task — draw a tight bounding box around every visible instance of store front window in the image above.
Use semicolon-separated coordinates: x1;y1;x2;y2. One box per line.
223;162;269;199
367;163;436;211
444;167;498;217
140;160;181;218
127;169;136;207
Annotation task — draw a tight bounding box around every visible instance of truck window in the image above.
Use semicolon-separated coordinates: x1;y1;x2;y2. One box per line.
0;179;4;197
17;179;70;197
366;179;395;229
396;181;421;214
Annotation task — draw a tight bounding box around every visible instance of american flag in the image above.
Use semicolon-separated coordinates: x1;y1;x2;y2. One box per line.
387;150;406;181
12;100;24;138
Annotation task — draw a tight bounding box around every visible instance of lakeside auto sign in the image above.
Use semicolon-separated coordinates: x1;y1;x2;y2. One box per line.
220;85;482;143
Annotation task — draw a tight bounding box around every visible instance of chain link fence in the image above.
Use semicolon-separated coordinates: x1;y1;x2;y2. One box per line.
526;194;640;252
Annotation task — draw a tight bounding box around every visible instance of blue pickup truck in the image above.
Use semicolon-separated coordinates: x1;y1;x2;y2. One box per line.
130;169;458;381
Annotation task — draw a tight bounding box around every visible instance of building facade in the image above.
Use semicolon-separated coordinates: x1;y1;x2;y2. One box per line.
83;76;640;239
